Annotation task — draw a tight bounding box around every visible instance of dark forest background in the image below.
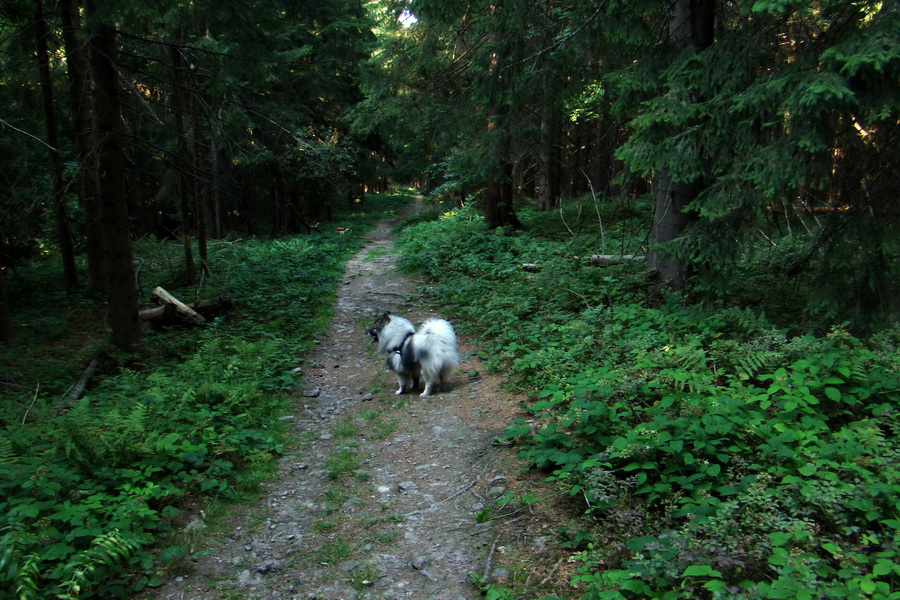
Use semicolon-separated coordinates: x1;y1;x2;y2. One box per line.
1;0;898;598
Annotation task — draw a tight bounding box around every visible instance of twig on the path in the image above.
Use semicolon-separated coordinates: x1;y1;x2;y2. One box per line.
434;479;478;506
483;533;503;581
537;557;566;588
471;514;526;535
406;479;477;516
22;384;39;424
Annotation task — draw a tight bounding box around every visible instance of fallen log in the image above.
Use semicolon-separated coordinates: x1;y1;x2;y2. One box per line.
151;286;205;323
141;290;232;328
139;303;177;322
55;357;100;411
589;254;644;265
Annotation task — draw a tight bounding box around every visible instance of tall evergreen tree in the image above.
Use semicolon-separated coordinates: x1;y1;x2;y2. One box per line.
84;0;142;351
33;0;79;293
615;0;899;319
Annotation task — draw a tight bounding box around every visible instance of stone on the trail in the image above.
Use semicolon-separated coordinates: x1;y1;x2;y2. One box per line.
532;536;552;551
411;556;429;570
361;393;374;402
338;560;361;573
183;514;205;533
238;569;251;583
256;562;279;574
302;388;321;398
487;486;507;498
398;481;418;493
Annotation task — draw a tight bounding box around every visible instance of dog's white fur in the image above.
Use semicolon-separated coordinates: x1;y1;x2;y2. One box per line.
372;313;458;397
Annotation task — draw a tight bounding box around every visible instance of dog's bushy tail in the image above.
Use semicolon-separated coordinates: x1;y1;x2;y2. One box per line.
419;318;455;342
417;319;459;376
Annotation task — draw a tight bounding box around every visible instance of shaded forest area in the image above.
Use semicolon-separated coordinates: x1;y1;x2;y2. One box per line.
1;0;899;598
1;0;898;345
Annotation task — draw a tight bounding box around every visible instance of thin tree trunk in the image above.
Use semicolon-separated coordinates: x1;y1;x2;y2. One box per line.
190;90;209;274
171;33;196;285
209;125;223;239
85;0;141;351
537;108;562;212
34;0;79;293
0;262;11;344
60;0;105;294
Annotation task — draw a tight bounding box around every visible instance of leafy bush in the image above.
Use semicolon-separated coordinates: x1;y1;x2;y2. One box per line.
395;202;900;600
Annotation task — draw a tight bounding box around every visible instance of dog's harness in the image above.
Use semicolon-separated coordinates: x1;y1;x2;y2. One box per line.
391;331;415;354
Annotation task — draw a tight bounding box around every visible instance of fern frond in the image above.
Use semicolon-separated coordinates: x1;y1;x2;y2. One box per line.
737;349;774;380
59;529;141;600
0;435;15;465
0;524;41;600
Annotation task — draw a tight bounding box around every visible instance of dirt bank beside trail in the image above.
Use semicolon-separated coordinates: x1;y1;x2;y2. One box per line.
141;212;558;600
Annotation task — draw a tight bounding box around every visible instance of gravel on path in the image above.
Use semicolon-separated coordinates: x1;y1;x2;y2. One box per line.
139;213;540;600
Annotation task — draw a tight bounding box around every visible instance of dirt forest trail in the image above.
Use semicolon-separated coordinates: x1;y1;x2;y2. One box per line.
142;207;552;600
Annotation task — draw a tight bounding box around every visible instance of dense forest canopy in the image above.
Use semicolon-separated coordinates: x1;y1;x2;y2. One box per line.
1;0;898;346
356;0;899;323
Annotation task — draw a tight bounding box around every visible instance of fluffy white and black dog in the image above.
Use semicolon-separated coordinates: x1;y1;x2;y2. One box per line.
367;312;459;397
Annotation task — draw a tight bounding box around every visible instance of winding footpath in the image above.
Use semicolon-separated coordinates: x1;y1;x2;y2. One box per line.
142;211;534;599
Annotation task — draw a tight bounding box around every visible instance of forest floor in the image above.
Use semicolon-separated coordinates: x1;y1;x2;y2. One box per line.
141;206;572;599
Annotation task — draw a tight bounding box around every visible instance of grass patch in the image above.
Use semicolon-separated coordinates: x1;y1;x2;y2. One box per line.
318;539;352;565
324;446;366;481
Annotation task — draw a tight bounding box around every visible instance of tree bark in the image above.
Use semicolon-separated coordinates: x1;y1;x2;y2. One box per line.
171;32;196;285
60;0;105;294
482;16;521;230
647;0;715;289
537;108;562;212
648;172;700;289
85;1;142;351
0;263;11;344
190;92;209;274
34;0;79;293
485;163;521;229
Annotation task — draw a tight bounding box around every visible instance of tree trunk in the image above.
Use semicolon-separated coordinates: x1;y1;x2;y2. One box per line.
34;0;79;293
209;125;223;239
60;0;105;294
647;0;715;289
537;108;562;211
86;1;142;351
190;94;209;274
648;172;700;289
0;263;11;344
485;163;521;229
171;35;196;285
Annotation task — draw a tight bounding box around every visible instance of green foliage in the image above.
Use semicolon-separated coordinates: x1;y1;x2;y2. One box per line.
0;191;409;597
612;0;900;325
396;206;899;600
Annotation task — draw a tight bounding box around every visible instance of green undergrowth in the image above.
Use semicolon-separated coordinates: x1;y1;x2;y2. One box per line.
0;190;413;598
395;199;900;600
